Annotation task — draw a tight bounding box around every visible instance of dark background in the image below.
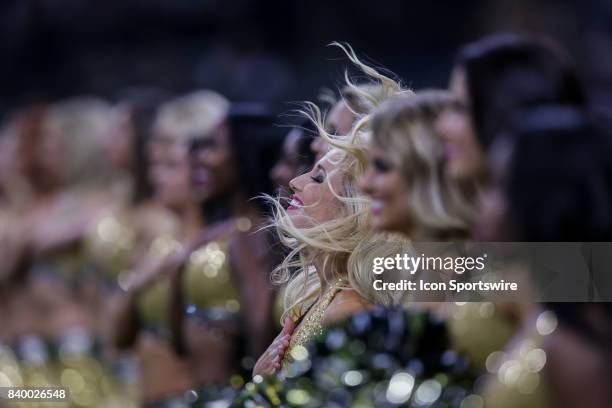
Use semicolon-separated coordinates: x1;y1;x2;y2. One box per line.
1;0;611;114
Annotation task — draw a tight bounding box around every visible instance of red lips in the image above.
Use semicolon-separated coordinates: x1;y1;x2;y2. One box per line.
287;194;304;211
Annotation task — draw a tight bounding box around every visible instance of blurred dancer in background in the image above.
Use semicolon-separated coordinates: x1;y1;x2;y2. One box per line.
269;119;317;323
361;87;518;371
438;33;610;408
107;90;205;407
0;117;22;207
270;118;316;197
310;49;400;162
361;91;473;240
0;98;138;406
476;106;612;408
434;33;592;366
153;95;282;404
9;98;110;347
104;88;170;205
440;32;586;188
88;88;173;295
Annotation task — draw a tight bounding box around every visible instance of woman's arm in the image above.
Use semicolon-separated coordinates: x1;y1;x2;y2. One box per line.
168;220;236;356
108;290;141;349
110;250;187;350
252;317;294;377
229;228;277;359
546;327;612;408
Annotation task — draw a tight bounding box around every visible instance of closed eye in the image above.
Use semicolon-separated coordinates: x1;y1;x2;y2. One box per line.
373;158;392;173
310;164;326;183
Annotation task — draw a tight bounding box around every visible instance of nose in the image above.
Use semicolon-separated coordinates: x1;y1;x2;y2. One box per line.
270;163;279;179
190;145;208;166
289;175;302;193
270;164;283;187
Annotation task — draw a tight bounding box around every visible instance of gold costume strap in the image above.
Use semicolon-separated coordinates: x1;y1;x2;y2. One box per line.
282;279;344;368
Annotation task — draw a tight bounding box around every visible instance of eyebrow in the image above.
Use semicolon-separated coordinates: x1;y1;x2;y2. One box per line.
316;163;327;174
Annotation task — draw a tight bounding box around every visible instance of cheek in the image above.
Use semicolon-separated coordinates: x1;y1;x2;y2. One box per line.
177;166;192;189
387;180;410;215
276;164;291;179
380;172;399;192
213;145;234;168
460;125;482;163
447;116;468;143
305;185;342;221
152;166;168;187
163;165;185;186
475;190;508;240
41;138;61;163
113;128;129;148
373;171;403;199
317;201;342;222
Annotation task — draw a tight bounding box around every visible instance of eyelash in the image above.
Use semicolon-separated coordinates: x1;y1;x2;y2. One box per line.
311;173;324;183
373;159;392;173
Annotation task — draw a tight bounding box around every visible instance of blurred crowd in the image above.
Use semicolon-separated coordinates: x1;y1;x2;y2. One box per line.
0;31;611;408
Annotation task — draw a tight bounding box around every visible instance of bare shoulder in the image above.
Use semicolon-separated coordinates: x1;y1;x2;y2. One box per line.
322;288;373;328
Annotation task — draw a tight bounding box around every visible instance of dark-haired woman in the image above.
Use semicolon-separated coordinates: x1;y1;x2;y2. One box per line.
434;34;592;372
147;94;282;405
476;107;612;407
105;91;206;406
440;32;586;187
270;120;316;197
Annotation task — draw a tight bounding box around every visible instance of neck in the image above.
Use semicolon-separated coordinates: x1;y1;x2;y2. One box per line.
312;253;346;296
402;225;432;241
313;256;330;296
202;189;256;225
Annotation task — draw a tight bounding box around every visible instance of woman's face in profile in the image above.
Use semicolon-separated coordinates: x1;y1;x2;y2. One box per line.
0;127;18;192
105;105;133;171
286;148;346;228
148;138;193;210
270;129;302;192
38;117;67;186
359;140;412;234
474;137;515;241
190;122;237;203
439;68;486;183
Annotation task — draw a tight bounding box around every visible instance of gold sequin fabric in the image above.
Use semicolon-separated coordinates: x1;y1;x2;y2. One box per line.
282;281;343;368
136;239;240;327
182;240;240;311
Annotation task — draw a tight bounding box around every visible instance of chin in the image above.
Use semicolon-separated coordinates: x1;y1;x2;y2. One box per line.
287;212;311;229
370;215;383;230
371;215;391;232
194;187;218;203
447;164;466;182
375;215;406;234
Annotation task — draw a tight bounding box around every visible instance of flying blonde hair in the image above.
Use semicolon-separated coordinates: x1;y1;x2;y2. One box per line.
153;90;229;143
44;97;113;187
371;91;475;238
272;43;417;323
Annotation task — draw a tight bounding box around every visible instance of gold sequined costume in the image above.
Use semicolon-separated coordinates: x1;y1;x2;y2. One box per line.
281;280;344;369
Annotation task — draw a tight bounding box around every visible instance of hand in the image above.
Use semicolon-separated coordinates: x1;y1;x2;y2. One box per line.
252;316;296;377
